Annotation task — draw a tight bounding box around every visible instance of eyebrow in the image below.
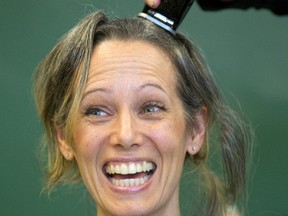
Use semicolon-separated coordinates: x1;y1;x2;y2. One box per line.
82;88;112;101
82;82;167;101
138;83;167;94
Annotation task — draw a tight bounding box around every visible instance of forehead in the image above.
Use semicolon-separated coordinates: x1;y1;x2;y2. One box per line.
91;39;172;68
87;40;177;91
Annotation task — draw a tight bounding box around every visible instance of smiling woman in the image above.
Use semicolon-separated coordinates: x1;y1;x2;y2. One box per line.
34;11;251;216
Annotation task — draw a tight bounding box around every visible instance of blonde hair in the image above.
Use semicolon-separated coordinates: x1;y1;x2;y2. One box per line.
34;11;251;215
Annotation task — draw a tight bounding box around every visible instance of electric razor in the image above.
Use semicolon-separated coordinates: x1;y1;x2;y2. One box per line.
138;0;195;35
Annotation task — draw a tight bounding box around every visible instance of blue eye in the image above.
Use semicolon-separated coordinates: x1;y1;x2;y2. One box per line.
144;106;160;113
141;102;165;114
84;106;108;117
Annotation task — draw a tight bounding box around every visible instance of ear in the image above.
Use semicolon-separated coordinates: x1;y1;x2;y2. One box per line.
186;107;208;155
56;127;74;161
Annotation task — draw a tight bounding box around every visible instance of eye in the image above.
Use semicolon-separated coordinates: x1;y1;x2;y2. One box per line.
83;105;109;117
140;102;166;114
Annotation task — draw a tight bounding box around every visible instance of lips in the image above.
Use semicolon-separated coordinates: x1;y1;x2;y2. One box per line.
104;161;156;187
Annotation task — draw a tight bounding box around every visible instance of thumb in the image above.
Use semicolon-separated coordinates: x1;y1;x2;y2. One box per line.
145;0;161;8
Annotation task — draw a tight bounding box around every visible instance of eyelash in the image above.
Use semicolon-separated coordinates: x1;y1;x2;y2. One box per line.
83;105;108;117
82;102;166;117
140;102;166;114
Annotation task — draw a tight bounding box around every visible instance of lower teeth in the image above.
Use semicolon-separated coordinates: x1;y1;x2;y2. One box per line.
111;176;149;187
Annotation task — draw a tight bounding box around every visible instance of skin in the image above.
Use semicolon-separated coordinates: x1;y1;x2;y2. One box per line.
145;0;161;8
144;0;233;8
57;40;206;216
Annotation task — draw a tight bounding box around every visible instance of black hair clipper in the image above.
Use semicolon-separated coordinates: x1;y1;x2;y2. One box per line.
138;0;195;35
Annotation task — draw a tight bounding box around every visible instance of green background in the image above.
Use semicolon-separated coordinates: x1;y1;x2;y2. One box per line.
1;0;287;215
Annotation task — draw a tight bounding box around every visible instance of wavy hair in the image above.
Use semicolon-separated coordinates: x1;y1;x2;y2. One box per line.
34;11;251;215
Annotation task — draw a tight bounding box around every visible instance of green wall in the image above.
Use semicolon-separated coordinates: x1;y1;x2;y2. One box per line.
1;0;287;215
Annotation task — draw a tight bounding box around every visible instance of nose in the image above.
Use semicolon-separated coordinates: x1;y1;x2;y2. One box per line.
110;109;142;149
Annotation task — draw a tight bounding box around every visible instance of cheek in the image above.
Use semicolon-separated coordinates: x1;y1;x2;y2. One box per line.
72;124;104;160
150;119;187;155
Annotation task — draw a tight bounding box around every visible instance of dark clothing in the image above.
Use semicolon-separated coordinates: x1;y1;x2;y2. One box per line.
197;0;288;15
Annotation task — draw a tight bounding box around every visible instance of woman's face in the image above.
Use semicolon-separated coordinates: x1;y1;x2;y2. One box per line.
58;40;203;216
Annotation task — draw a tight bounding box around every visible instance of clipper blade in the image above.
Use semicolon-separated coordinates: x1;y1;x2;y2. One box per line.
138;0;195;35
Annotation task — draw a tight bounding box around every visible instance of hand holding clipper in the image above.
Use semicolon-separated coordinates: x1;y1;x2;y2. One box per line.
138;0;195;35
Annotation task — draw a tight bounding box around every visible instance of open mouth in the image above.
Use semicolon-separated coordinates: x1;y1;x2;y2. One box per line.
104;161;156;187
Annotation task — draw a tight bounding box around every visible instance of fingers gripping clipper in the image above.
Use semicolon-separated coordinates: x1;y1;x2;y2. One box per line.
138;0;195;35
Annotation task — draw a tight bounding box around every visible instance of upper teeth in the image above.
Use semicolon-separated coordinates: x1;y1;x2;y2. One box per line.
106;161;154;175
